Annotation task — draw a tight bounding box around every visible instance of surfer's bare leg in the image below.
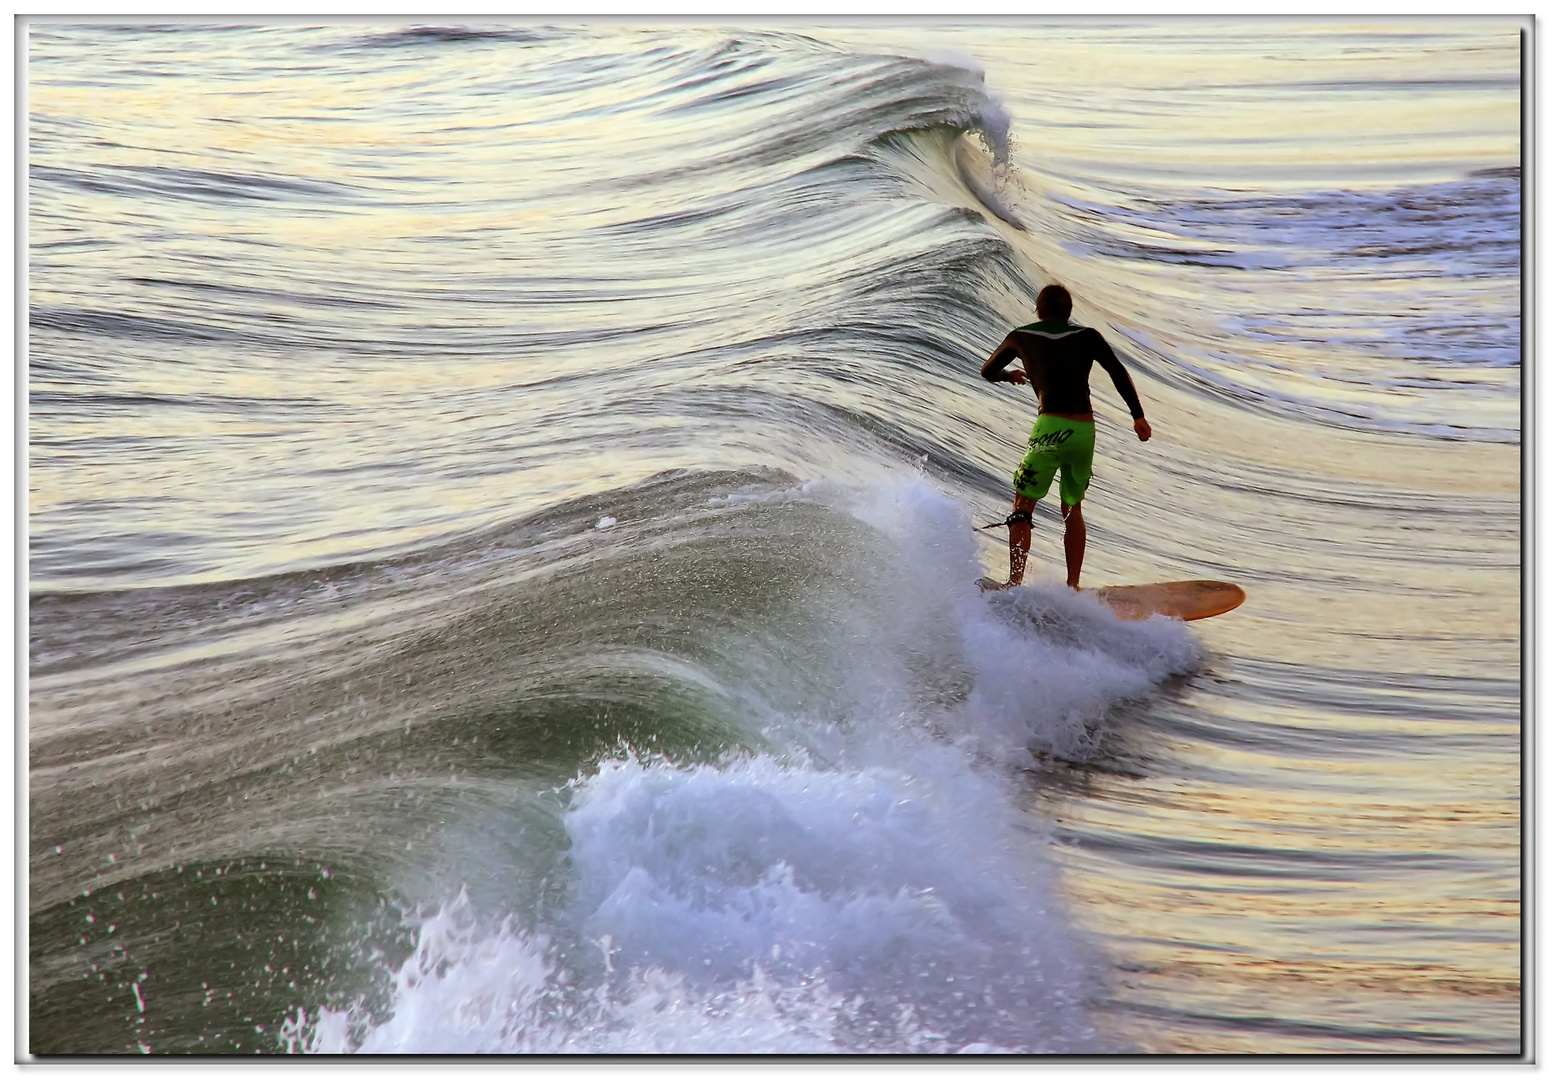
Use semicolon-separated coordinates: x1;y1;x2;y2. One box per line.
1061;499;1085;589
1007;493;1036;586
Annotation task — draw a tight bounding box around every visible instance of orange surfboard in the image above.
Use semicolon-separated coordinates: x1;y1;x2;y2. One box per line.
1086;580;1245;621
978;578;1245;622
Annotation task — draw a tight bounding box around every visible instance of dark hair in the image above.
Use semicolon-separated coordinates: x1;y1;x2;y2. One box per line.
1036;284;1072;322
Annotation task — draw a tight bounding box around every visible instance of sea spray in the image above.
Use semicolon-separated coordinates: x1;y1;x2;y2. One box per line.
284;751;1104;1053
282;477;1199;1054
837;476;1203;763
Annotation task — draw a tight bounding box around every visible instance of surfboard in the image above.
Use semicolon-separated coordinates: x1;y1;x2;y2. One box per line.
1086;580;1245;621
977;577;1245;622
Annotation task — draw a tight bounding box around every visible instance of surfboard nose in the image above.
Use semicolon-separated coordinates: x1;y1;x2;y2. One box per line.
1086;580;1246;622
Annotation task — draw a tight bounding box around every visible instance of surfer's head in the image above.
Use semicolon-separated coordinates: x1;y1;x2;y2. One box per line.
1036;284;1072;323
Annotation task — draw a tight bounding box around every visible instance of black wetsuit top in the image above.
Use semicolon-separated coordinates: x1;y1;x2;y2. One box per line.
983;320;1145;420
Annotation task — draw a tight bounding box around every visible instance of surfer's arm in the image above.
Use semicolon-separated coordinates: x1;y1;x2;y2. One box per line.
980;335;1027;385
1092;332;1146;421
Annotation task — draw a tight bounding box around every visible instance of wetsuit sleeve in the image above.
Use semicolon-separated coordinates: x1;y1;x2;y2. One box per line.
1091;330;1145;419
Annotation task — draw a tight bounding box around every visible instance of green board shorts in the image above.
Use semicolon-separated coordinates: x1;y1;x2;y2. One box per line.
1013;415;1096;506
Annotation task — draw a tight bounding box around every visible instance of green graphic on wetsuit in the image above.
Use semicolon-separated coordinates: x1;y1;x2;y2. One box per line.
1013;415;1095;506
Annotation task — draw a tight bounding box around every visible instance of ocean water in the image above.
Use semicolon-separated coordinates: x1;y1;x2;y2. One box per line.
27;20;1522;1055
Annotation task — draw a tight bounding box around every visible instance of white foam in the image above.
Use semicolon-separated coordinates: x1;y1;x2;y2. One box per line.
282;899;913;1054
287;750;1101;1053
838;477;1200;763
285;476;1195;1054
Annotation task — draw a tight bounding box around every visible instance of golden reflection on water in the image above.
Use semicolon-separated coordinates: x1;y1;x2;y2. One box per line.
1036;672;1519;1051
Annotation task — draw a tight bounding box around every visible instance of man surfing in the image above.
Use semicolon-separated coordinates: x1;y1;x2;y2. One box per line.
979;284;1151;590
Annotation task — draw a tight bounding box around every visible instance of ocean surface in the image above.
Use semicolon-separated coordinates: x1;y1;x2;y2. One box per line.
27;19;1523;1054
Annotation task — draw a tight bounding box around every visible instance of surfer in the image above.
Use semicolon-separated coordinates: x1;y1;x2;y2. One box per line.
980;284;1151;590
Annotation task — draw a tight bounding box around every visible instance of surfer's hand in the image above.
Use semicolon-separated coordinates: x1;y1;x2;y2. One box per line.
1005;370;1027;385
1134;417;1152;441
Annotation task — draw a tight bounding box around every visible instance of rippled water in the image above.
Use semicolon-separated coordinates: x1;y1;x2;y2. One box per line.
28;20;1522;1055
